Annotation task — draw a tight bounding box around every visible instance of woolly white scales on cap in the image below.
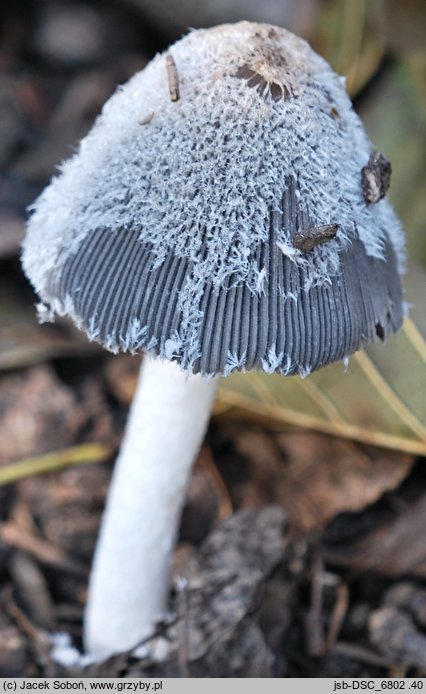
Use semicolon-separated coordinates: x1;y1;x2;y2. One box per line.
22;22;405;376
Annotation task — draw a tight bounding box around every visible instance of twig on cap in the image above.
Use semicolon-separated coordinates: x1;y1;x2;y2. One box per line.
293;223;339;251
166;54;180;102
362;151;392;204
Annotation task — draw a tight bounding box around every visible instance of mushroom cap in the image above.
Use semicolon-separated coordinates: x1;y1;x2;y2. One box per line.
22;22;405;376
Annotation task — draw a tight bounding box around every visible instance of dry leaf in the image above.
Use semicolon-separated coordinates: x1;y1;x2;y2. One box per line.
231;427;413;532
323;493;426;578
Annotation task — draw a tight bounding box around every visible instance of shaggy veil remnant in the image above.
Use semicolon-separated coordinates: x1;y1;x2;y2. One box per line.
22;22;405;375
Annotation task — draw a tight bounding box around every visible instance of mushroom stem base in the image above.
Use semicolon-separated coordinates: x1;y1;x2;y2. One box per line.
84;355;219;659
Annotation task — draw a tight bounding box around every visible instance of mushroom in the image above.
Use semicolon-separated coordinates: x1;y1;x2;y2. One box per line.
21;22;405;659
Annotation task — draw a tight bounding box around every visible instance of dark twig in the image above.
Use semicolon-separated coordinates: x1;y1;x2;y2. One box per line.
166;54;180;102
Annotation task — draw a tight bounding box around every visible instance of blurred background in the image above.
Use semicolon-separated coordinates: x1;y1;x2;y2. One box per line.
0;0;425;679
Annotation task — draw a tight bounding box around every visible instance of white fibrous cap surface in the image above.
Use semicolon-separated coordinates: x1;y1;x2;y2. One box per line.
22;22;405;374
